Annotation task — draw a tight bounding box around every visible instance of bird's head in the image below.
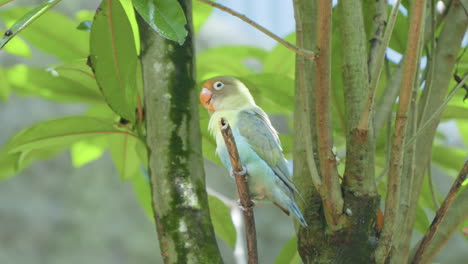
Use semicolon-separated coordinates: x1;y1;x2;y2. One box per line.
200;76;256;113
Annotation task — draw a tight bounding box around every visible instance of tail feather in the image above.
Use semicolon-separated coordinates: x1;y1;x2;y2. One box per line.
288;200;308;227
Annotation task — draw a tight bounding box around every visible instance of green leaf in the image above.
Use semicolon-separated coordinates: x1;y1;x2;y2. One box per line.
418;173;439;211
120;0;141;54
414;205;430;234
108;133;143;180
0;5;89;61
5;116;135;154
432;145;467;172
90;0;138;122
1;35;31;57
193;0;214;33
0;0;61;49
0;145;68;180
6;64;103;103
71;136;107;167
197;45;268;81
208;195;236;248
132;0;188;45
441;105;468;120
199;106;222;166
130;171;153;218
0;67;10;101
263;33;296;78
275;236;300;264
456;120;468;146
239;73;294;114
76;20;92;32
388;8;408;54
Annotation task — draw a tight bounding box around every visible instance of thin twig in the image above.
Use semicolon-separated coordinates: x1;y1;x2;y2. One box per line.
411;160;468;264
316;0;343;227
375;0;426;262
0;0;14;7
219;118;258;264
405;73;468;148
196;0;316;60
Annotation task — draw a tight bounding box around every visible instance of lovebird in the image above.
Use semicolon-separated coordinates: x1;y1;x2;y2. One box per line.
200;76;307;227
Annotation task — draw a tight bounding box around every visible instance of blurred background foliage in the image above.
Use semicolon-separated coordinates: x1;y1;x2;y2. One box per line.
0;0;467;263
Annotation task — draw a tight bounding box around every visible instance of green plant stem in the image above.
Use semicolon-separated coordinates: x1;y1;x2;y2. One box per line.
358;0;401;132
338;0;377;196
315;0;343;228
367;0;387;79
390;52;421;264
375;1;426;262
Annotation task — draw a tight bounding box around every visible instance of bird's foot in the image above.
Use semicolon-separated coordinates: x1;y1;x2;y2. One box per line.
231;166;248;182
237;199;255;211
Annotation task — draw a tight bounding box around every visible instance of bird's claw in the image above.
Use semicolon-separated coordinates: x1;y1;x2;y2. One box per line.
237;199;255;211
231;166;248;181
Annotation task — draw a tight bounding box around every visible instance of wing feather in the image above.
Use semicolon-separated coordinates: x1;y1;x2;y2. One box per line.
237;108;300;196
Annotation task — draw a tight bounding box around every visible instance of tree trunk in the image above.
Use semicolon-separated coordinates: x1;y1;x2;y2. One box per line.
137;1;223;263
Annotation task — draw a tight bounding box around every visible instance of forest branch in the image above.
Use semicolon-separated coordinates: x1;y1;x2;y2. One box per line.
375;0;426;262
411;160;468;264
196;0;316;60
316;0;343;227
219;118;258;264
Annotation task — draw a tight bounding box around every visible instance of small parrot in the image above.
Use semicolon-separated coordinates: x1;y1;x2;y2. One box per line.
200;76;307;227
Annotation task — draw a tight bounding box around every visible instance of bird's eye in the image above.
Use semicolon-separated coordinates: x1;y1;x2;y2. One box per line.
213;81;224;90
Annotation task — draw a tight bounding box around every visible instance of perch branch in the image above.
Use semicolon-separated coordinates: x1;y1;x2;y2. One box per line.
219;118;258;264
411;160;468;264
375;0;426;262
196;0;316;60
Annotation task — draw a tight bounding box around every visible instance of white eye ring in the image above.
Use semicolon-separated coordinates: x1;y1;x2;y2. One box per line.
213;81;224;90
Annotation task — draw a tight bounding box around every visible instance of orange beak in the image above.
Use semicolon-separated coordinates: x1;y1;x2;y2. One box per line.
200;87;215;112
